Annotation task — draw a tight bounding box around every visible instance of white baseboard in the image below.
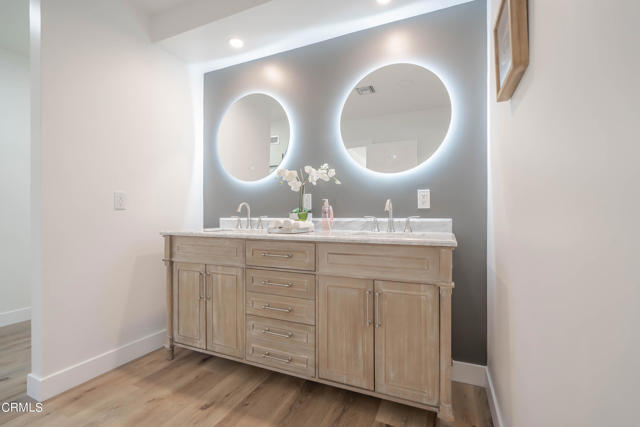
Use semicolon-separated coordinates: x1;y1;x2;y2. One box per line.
0;306;31;327
27;329;166;402
485;367;504;427
452;360;487;387
452;361;502;427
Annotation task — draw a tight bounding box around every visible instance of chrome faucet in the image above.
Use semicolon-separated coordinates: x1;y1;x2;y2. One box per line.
364;216;380;232
236;202;251;229
384;199;394;232
404;216;420;233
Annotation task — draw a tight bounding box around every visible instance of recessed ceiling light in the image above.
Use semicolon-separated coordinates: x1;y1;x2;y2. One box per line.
228;37;244;49
377;0;392;5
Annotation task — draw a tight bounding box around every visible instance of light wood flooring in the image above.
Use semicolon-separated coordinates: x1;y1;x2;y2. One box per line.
0;322;493;427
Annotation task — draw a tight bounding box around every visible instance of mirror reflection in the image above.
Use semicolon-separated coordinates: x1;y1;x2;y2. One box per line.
340;63;452;173
218;93;290;181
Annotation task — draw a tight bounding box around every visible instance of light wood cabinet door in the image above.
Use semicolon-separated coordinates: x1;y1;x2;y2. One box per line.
173;262;206;349
374;281;439;405
318;276;374;390
205;265;244;358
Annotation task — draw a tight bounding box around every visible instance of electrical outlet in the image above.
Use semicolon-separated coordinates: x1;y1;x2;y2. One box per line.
114;191;127;210
417;189;430;209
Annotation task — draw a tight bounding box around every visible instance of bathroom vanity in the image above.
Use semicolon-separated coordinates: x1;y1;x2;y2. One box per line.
161;224;456;422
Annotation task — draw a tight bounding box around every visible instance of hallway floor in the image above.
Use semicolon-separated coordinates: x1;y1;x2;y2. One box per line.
0;325;493;426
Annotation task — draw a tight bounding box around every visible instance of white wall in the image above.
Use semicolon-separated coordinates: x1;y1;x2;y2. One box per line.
487;1;640;426
269;117;290;169
28;0;198;400
0;46;31;326
341;107;450;167
218;96;270;181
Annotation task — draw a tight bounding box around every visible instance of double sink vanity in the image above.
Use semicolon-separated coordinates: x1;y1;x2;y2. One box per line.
161;215;457;422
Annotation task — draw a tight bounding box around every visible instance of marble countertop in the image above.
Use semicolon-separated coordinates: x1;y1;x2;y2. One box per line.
160;228;457;247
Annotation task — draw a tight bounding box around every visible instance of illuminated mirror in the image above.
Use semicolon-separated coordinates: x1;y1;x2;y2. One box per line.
340;64;451;173
218;93;290;181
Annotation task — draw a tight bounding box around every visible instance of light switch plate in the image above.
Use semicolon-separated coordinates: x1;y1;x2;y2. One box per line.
417;189;430;209
114;191;127;210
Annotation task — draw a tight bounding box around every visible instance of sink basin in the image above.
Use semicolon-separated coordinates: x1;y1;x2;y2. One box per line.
202;228;443;239
333;230;434;237
203;228;266;234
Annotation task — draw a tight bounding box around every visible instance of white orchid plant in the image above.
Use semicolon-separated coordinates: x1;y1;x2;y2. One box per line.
277;163;341;219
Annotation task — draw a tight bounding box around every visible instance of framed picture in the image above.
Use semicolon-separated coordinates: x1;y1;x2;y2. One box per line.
494;0;529;102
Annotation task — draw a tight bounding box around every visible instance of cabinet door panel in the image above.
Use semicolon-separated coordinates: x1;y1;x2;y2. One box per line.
375;281;439;405
206;265;244;358
318;276;374;390
173;262;205;349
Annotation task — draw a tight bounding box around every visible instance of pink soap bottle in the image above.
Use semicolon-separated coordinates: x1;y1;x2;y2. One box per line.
322;199;334;232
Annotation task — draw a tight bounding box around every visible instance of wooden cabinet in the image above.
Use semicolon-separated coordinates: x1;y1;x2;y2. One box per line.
374;281;439;405
205;265;244;358
172;262;206;349
318;276;374;390
172;262;244;358
317;277;440;402
164;235;454;423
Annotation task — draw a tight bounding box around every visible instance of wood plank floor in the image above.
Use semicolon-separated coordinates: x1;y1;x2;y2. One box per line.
0;321;30;403
0;323;493;427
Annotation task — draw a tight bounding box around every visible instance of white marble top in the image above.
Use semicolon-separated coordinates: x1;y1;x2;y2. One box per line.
162;218;456;247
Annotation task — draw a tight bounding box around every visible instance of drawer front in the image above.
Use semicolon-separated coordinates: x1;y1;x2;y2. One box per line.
246;292;315;325
246;269;315;300
317;243;452;283
246;329;315;378
246;241;315;271
171;236;244;266
246;315;315;348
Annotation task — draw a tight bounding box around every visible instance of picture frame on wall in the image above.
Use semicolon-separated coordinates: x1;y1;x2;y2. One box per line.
494;0;529;102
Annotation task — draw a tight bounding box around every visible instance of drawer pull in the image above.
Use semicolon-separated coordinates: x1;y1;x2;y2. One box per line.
262;352;292;364
261;252;293;258
261;304;293;313
261;280;293;288
262;328;293;338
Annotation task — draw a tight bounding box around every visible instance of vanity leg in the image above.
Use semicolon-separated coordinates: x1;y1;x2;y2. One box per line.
166;339;174;361
438;286;454;424
164;236;174;361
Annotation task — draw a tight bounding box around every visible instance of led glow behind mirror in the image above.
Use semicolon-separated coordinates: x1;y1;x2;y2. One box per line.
340;63;451;174
218;93;290;182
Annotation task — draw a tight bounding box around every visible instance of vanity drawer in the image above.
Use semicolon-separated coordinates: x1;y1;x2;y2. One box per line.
245;292;315;325
170;236;244;266
246;269;315;300
246;315;315;348
246;241;315;271
317;243;452;283
246;317;315;377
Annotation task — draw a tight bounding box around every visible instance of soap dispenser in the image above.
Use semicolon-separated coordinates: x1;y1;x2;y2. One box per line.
321;199;334;232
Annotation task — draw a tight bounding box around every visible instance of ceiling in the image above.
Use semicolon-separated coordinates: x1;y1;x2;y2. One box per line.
342;63;451;119
132;0;193;16
0;0;29;55
134;0;473;72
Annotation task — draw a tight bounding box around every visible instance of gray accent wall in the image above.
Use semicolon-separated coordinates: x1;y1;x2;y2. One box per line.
204;0;487;364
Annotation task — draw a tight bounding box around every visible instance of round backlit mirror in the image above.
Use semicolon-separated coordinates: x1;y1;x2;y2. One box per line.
340;64;451;174
218;93;291;182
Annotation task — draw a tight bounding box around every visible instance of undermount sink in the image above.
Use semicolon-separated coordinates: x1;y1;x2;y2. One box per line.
202;228;445;239
334;230;440;237
203;228;266;233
